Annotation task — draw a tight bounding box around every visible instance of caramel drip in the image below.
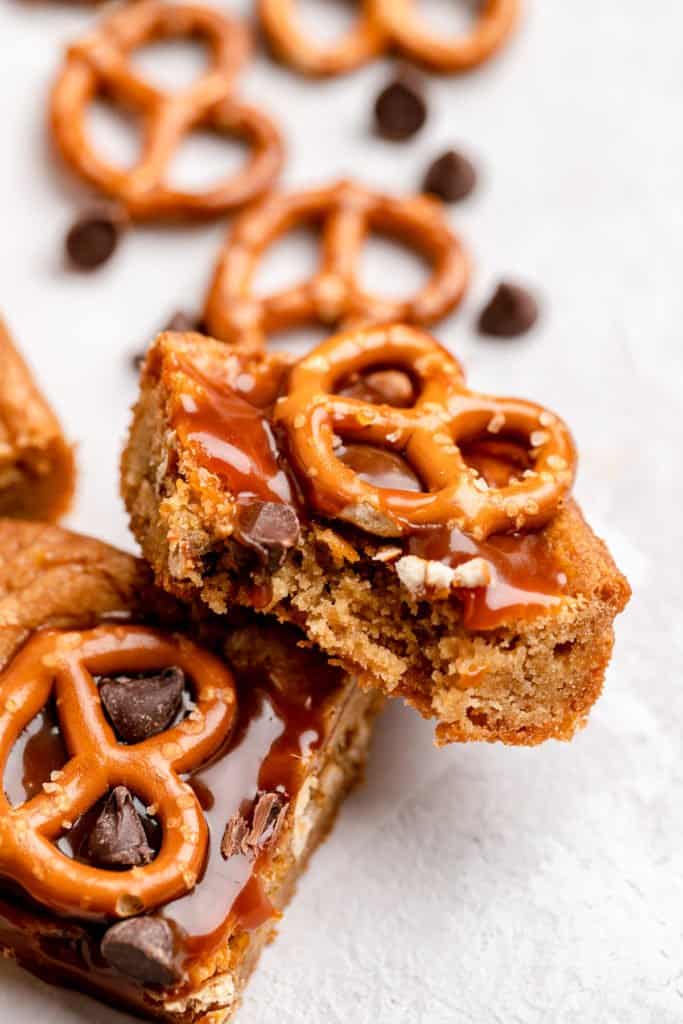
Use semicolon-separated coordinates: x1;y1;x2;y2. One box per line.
2;629;338;979
173;357;294;505
338;443;422;492
409;440;566;629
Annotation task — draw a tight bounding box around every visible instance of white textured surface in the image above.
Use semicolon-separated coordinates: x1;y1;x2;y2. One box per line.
0;1;681;1022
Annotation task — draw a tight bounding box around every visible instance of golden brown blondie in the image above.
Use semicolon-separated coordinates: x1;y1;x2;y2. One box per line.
0;519;379;1022
122;327;630;747
0;319;74;521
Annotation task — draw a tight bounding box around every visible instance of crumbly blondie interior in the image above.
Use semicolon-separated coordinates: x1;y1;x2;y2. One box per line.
0;320;74;521
122;332;630;746
0;520;380;1023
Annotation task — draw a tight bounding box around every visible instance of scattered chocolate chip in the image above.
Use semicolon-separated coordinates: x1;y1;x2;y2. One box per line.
478;281;540;338
221;791;289;861
101;916;180;987
99;667;185;744
131;311;203;372
236;501;300;570
87;787;154;868
65;203;127;271
374;76;427;141
163;311;203;334
423;149;477;202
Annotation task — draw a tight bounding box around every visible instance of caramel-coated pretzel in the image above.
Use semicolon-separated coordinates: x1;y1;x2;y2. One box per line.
275;324;576;539
259;0;520;76
204;180;469;350
50;1;284;220
0;626;236;919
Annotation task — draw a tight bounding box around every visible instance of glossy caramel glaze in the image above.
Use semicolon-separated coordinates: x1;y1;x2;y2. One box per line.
161;336;570;630
1;624;342;994
338;443;422;492
410;438;567;629
172;355;294;506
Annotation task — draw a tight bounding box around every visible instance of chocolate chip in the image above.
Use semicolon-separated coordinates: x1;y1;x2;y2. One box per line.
423;149;477;202
220;812;249;860
249;791;288;850
131;312;203;371
374;76;427;141
163;311;203;334
101;916;180;987
88;787;154;868
478;282;540;338
100;667;185;744
236;501;300;569
65;204;127;270
221;791;289;861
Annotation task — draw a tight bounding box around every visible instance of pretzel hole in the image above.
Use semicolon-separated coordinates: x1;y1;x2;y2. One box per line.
289;0;360;42
165;129;249;192
337;443;424;492
4;700;67;807
252;226;321;298
86;98;140;170
337;368;417;407
461;439;532;488
56;791;162;868
359;232;431;299
415;0;485;34
131;38;209;92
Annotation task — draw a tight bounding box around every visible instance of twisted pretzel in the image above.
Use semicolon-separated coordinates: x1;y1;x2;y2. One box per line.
204;180;469;351
50;1;284;221
0;626;236;919
259;0;520;76
274;324;576;539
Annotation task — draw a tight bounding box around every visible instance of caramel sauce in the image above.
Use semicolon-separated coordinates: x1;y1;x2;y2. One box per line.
1;627;340;990
172;357;294;506
409;525;565;630
338;443;422;492
166;353;565;632
4;705;67;805
410;439;566;630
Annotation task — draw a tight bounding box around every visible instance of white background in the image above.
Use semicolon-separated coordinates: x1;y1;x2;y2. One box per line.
0;1;682;1021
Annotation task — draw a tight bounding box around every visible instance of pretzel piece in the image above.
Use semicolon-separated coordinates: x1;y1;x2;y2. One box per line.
0;625;236;919
374;0;520;73
259;0;520;77
274;324;576;539
258;0;386;76
204;179;469;350
50;1;284;221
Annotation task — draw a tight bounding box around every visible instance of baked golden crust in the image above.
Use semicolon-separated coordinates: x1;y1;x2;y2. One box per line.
0;320;75;522
121;331;630;747
0;519;379;1022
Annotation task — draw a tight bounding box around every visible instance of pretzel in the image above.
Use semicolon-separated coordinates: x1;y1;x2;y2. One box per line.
0;625;237;919
50;1;284;221
204;180;469;351
274;324;576;539
258;0;520;76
